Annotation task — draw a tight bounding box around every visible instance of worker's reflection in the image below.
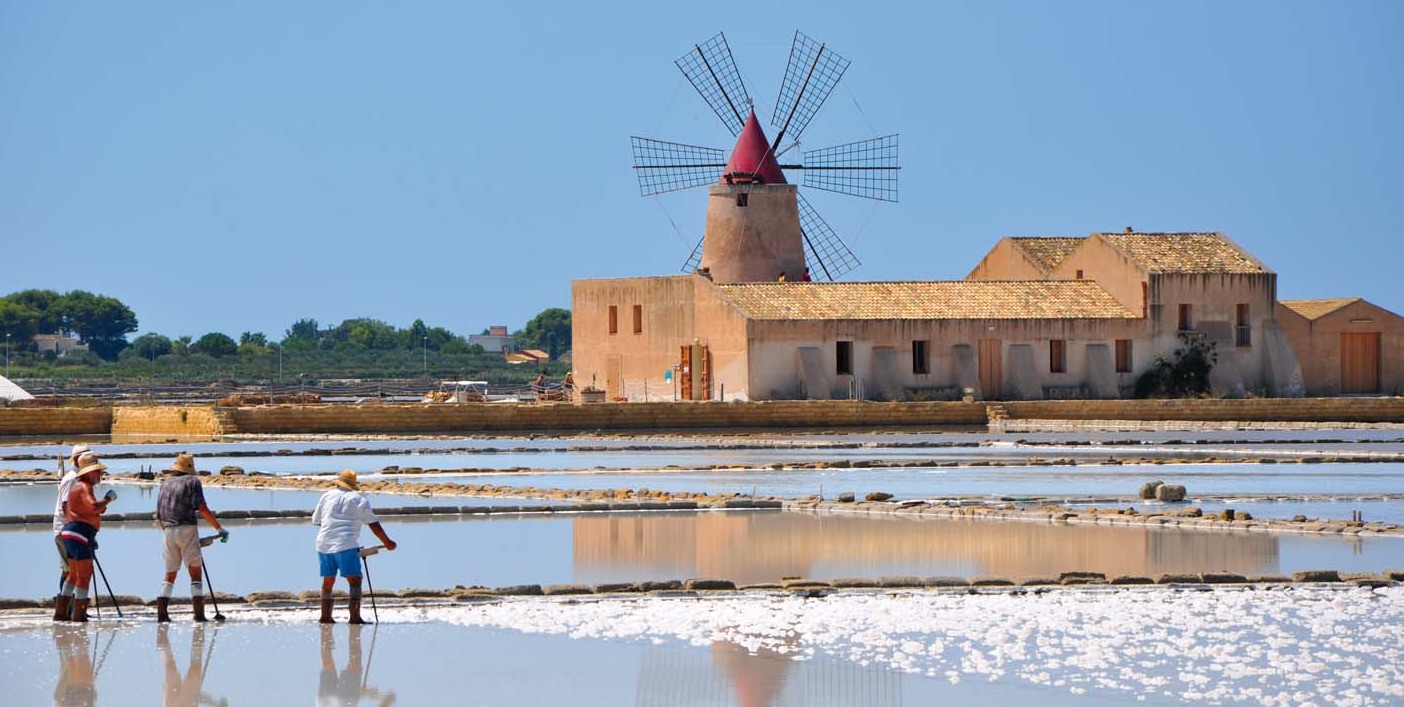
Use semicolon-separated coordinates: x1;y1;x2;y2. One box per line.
52;625;97;707
711;638;795;707
158;623;227;707
318;624;395;706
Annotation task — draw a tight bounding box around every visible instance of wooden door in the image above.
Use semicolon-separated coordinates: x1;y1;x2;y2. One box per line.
679;346;693;400
978;339;1002;400
1340;332;1380;394
606;356;623;400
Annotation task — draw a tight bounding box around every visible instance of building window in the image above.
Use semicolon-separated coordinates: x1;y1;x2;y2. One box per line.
1177;304;1193;331
1235;303;1251;347
836;341;853;376
1049;339;1066;373
632;304;643;334
911;340;929;374
1115;340;1132;373
1075;269;1084;280
736;193;749;207
608;306;618;335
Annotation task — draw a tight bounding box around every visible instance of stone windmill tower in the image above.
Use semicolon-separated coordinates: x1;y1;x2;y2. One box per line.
631;32;900;283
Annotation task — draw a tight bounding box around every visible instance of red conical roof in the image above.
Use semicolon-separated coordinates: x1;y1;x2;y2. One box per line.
722;112;787;185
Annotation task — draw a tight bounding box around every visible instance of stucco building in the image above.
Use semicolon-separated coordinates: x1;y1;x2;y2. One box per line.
1276;298;1403;396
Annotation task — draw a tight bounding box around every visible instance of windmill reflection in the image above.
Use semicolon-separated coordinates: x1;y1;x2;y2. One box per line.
157;624;227;707
51;626;97;707
636;637;901;706
318;625;395;706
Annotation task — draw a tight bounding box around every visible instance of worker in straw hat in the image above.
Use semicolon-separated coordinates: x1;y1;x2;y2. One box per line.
57;458;116;622
155;453;229;622
311;470;397;624
51;444;93;618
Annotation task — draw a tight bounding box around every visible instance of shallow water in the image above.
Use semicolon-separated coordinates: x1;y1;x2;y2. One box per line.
3;510;1400;599
2;587;1400;705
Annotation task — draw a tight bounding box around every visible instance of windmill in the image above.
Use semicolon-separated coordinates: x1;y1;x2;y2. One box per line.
631;31;899;282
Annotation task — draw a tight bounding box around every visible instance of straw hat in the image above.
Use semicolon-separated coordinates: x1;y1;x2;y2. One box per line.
333;470;359;491
78;460;107;477
168;453;196;475
69;444;91;463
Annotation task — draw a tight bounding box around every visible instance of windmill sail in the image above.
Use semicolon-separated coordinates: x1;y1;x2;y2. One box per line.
676;33;752;137
801;135;900;202
630;137;727;196
797;192;860;281
770;31;850;150
681;236;705;273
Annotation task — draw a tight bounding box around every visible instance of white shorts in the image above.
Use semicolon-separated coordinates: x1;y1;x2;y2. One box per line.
162;525;203;572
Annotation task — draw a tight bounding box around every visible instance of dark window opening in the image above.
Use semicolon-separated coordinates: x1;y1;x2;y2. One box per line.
912;340;929;374
632;304;643;334
1075;270;1084;280
1177;304;1193;331
836;341;853;376
1115;340;1132;373
736;193;749;207
608;306;618;335
1049;339;1066;373
1235;303;1251;347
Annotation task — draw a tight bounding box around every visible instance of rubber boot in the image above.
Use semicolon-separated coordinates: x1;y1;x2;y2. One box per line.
347;599;368;625
70;599;90;623
52;595;72;622
192;596;207;623
319;597;335;624
156;597;171;623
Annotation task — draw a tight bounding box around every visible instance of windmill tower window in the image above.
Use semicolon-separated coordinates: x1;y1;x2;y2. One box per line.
736;192;748;207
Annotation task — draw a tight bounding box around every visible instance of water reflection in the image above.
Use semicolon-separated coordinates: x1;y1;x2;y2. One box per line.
637;639;902;706
574;512;1282;582
157;624;226;707
52;626;99;707
318;625;395;706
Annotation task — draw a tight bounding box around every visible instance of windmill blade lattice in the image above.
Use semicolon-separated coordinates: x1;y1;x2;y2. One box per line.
681;236;705;274
797;192;860;281
676;33;752;137
631;137;727;196
770;31;850;148
802;135;900;202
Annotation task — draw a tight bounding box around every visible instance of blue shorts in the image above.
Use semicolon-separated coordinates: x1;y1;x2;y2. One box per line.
318;548;362;578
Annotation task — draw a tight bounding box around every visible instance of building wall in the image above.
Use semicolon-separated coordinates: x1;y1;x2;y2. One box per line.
745;317;1145;401
572;275;697;400
1277;300;1404;396
1050;236;1150;315
700;184;805;283
965;238;1051;280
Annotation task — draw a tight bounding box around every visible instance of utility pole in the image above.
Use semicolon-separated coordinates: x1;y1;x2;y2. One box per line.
422;336;428;377
4;333;9;378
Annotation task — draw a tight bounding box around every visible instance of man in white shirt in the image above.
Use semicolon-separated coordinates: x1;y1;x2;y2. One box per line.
51;444;92;621
311;470;397;624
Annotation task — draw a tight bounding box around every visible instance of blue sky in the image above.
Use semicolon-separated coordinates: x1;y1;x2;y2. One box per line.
3;1;1400;342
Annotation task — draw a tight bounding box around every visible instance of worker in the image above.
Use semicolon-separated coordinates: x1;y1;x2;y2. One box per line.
57;459;115;622
155;453;229;622
312;470;397;624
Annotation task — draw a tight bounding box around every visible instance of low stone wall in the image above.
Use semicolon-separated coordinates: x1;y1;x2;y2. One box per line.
226;400;988;434
111;406;225;437
0;407;110;436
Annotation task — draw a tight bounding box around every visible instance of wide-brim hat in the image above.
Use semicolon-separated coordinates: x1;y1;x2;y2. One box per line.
78;460;107;477
69;444;91;462
333;470;359;491
168;453;196;475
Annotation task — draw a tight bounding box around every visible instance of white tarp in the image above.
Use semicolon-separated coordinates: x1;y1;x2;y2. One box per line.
0;375;34;402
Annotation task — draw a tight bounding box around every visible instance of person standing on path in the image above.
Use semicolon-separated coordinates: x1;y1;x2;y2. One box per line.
57;459;115;622
51;444;92;618
312;470;397;624
155;453;228;623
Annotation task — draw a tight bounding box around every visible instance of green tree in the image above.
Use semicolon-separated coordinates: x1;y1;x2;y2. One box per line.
192;332;238;358
5;289;63;333
129;333;173;359
0;299;42;342
54;290;138;359
171;335;193;356
285;318;320;344
516;308;571;359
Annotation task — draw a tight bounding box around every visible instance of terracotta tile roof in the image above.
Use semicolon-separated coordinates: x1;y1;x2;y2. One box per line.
715;281;1138;320
1097;232;1269;274
1010;237;1084;273
1279;298;1361;320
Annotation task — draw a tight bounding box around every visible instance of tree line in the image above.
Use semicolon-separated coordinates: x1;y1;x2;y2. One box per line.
1;288;572;383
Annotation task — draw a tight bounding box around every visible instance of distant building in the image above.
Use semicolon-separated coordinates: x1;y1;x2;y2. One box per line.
1277;298;1403;396
32;334;88;357
468;326;515;353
